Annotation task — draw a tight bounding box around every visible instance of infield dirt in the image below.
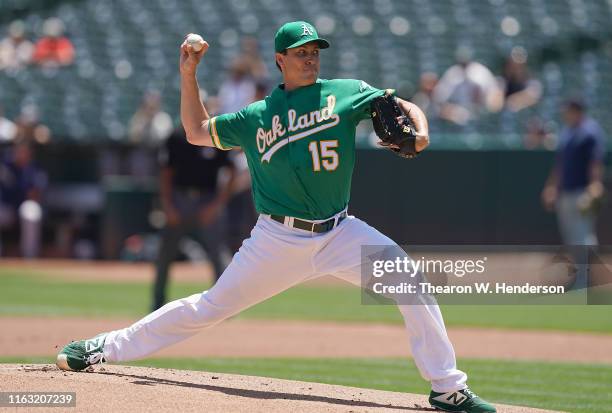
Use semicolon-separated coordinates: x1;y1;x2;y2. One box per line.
0;364;564;413
1;317;611;362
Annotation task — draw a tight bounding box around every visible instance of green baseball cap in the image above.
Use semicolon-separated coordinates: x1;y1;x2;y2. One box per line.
274;21;330;53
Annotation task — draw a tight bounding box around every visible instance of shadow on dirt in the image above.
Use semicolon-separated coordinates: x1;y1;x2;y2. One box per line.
98;370;434;411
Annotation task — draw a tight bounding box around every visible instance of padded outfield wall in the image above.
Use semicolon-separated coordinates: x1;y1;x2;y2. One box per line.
28;145;612;259
350;149;595;245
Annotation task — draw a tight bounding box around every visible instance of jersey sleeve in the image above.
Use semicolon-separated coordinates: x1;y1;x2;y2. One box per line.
208;107;251;150
350;80;395;122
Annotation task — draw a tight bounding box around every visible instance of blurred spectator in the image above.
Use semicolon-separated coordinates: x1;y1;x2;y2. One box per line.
433;46;503;126
240;36;269;82
541;99;606;246
411;72;439;119
254;80;269;101
0;106;17;142
33;18;74;67
0;141;47;258
500;50;542;113
128;91;173;177
152;127;236;310
0;20;34;71
129;91;173;146
14;105;51;144
218;57;256;114
201;88;220;117
523;117;555;150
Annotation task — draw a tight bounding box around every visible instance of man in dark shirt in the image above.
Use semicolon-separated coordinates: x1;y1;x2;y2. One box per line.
153;127;236;310
542;99;606;246
0;141;47;257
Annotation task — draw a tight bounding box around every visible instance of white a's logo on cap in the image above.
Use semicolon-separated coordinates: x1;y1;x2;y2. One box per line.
301;23;314;36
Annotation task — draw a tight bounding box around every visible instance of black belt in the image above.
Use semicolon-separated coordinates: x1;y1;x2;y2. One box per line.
271;212;347;233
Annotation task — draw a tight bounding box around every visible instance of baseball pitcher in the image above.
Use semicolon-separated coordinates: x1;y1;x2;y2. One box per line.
57;21;496;413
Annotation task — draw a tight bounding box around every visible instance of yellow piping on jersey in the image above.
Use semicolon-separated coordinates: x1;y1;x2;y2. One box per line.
209;117;232;151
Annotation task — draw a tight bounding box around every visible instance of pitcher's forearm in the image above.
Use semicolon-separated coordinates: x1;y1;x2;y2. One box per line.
180;73;213;146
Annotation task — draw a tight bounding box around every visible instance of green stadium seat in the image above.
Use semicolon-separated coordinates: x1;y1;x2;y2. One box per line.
0;0;611;142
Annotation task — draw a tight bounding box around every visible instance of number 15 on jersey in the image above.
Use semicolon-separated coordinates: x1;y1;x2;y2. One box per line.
308;140;339;172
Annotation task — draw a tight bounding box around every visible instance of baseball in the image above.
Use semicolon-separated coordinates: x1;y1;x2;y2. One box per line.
186;33;205;52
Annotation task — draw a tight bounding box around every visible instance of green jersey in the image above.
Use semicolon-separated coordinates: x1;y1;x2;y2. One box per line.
209;78;392;220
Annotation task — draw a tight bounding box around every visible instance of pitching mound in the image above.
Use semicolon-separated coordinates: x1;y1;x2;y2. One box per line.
1;364;561;413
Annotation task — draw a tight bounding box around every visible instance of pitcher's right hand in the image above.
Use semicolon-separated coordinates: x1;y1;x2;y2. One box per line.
179;34;209;76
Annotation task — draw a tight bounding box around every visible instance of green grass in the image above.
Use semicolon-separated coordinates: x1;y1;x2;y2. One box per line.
2;356;610;413
1;271;611;333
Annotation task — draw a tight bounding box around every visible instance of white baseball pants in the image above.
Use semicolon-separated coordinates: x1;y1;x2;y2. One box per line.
103;213;467;392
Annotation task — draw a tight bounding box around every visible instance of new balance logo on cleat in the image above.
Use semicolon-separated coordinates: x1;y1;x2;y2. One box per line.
429;388;496;413
85;337;104;352
431;391;468;406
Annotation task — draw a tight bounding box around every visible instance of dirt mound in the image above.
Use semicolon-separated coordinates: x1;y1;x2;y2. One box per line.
0;364;562;413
